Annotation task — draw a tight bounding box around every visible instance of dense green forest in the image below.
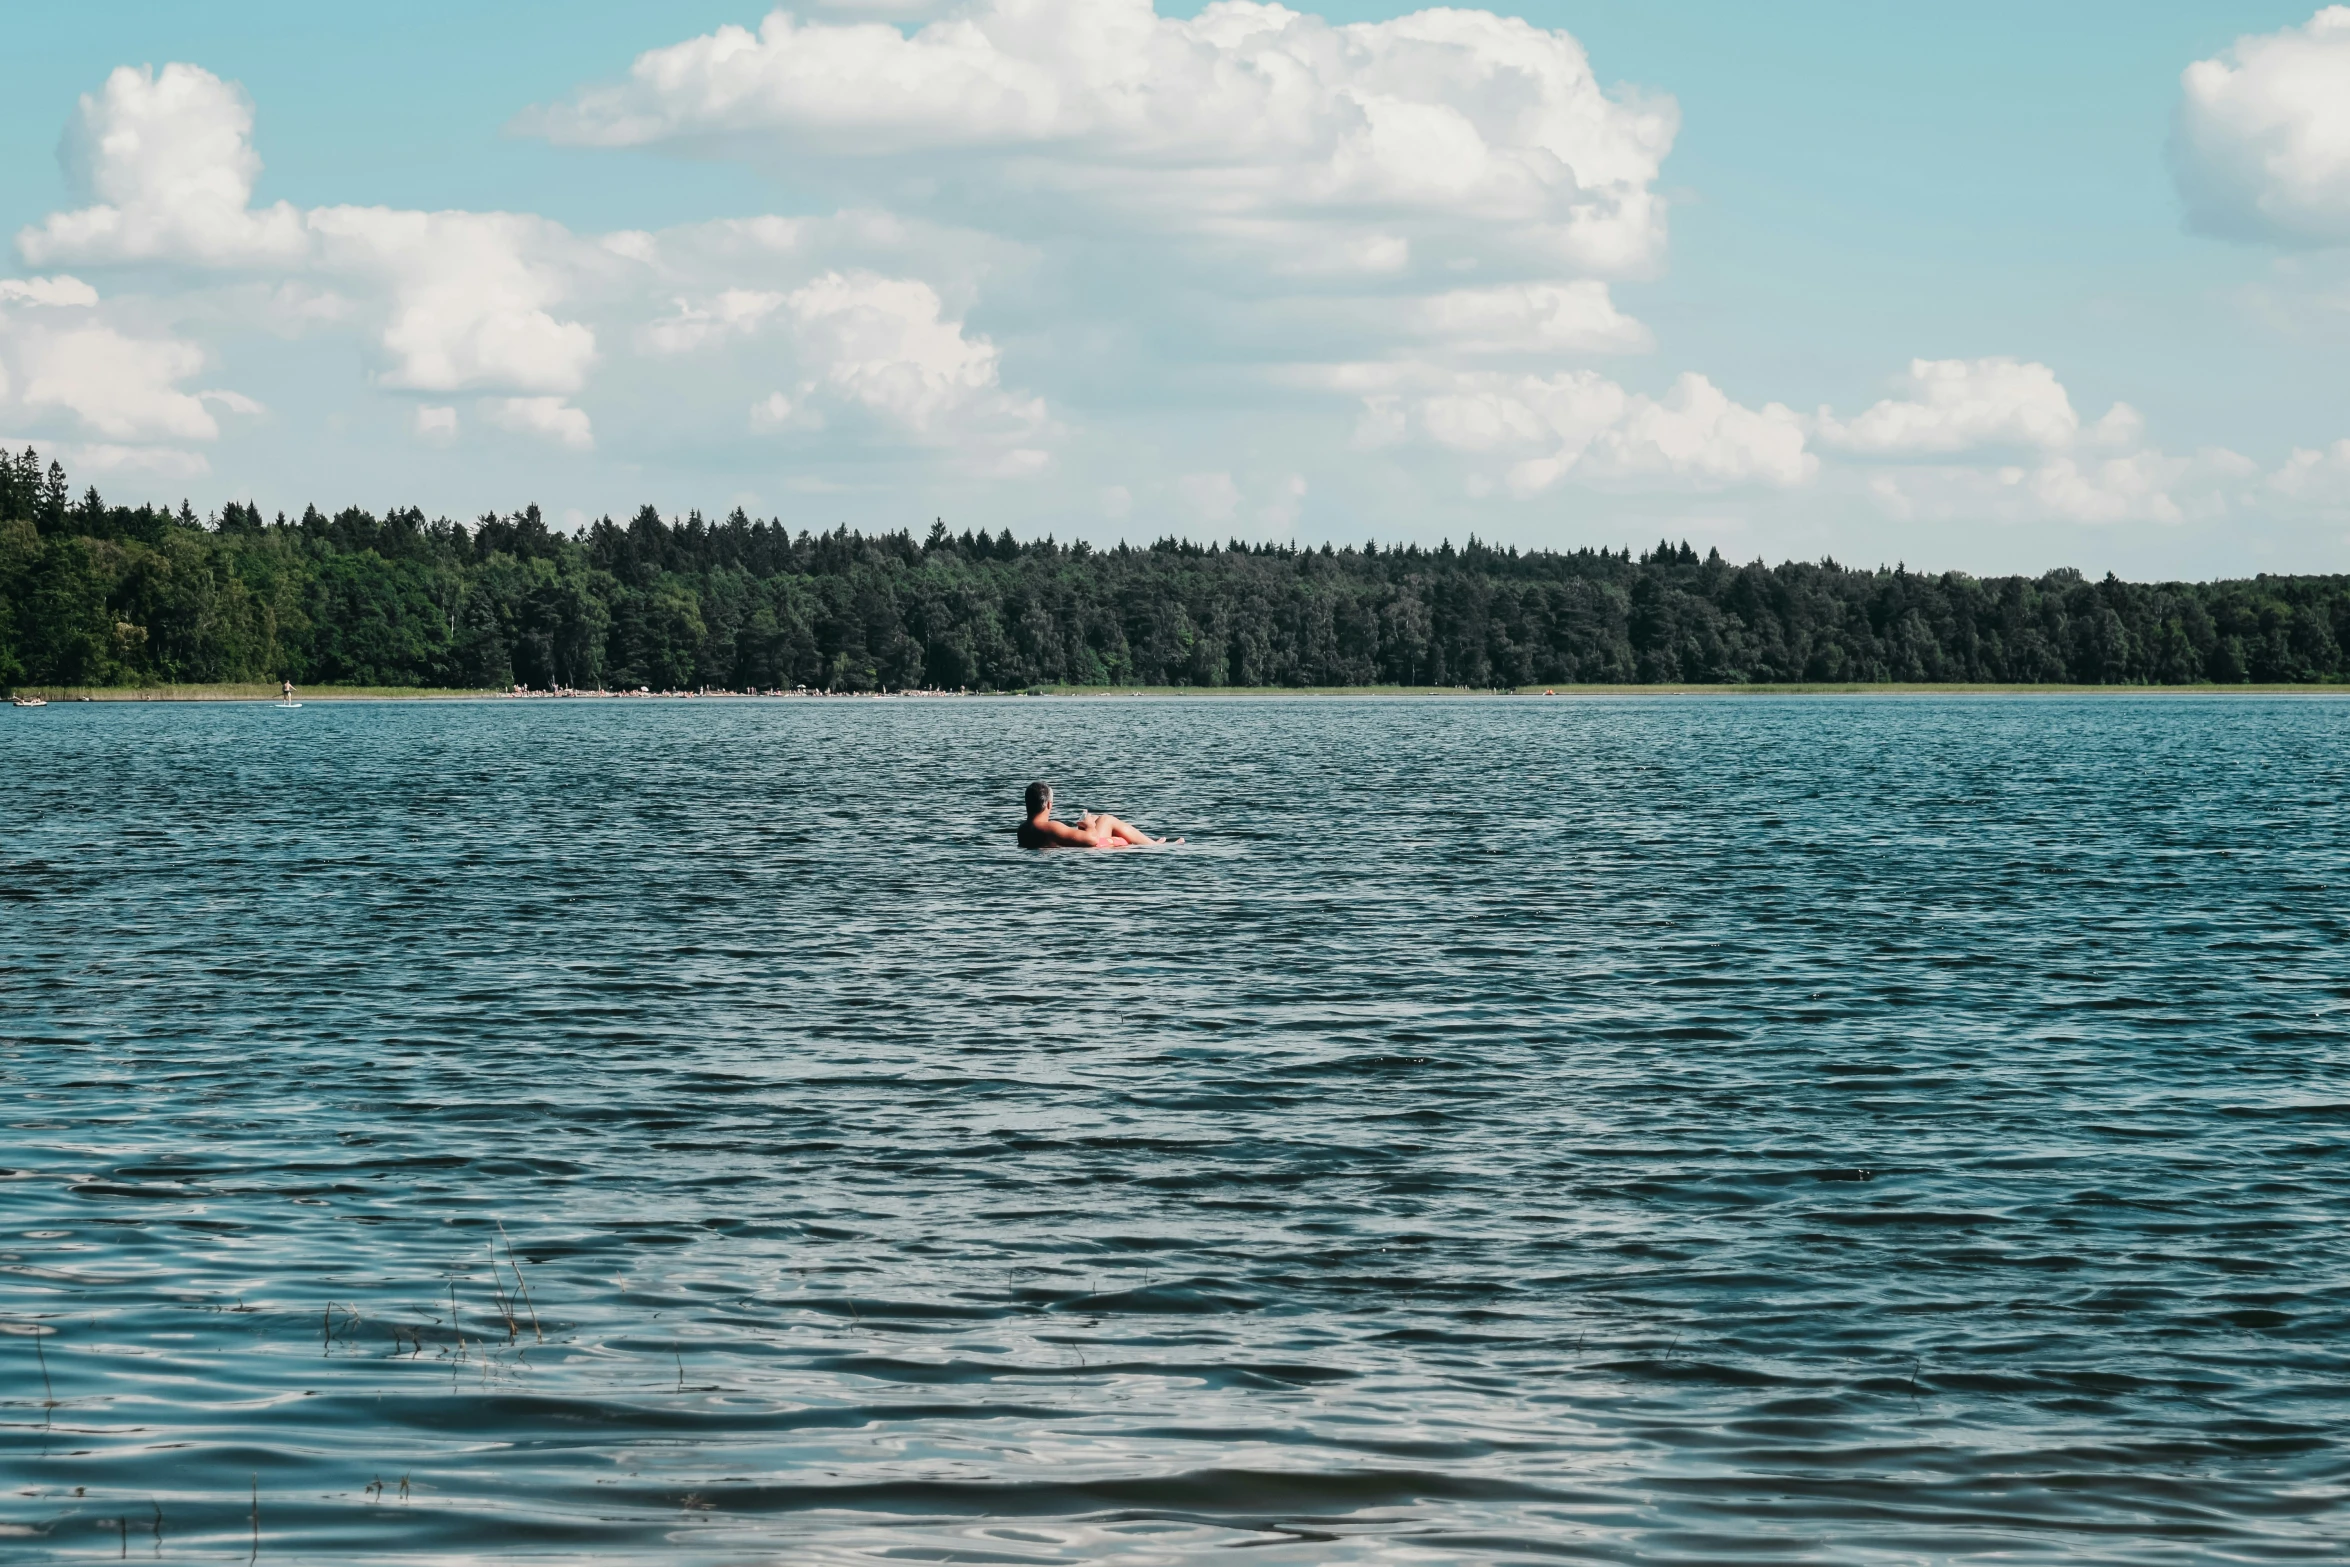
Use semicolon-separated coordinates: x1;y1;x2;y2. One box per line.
2;446;2346;692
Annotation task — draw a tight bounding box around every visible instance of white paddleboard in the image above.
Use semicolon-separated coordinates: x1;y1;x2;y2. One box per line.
274;701;302;709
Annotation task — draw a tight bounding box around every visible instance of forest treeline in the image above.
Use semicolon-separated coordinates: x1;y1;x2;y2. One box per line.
3;447;2347;692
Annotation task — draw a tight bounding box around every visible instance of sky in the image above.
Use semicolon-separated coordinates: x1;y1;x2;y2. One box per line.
1;0;2347;578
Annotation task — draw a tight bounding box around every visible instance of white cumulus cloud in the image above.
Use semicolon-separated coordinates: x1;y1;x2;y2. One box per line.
26;64;308;267
305;207;600;394
748;391;799;431
1815;358;2091;454
61;443;213;481
15;61;1060;474
1351;365;1813;494
2269;438;2350;505
20;63;602;397
0;268;257;458
640;288;787;355
526;0;1681;417
1404;282;1652;356
1178;471;1242;525
1260;472;1308;530
1867;448;2259;527
1580;374;1815;487
13;325;222;442
1825;358;2259;526
531;0;1676;277
0;276;101;308
784;271;1045;444
32;24;2329;553
483;396;593;451
2173;7;2350;246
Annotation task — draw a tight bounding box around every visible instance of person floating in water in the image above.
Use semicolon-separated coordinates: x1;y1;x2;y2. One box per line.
1018;782;1177;849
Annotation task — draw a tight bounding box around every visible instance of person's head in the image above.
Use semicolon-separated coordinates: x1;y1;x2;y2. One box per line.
1024;781;1052;817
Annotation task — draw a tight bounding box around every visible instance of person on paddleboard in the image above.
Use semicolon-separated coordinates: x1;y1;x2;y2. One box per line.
281;679;295;703
1017;782;1177;849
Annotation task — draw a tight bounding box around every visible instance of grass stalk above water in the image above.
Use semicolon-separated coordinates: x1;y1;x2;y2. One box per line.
31;1321;53;1429
498;1221;544;1344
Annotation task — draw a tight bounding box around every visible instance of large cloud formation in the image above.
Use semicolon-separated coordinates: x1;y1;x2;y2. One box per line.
8;5;2344;548
9;60;1045;476
2172;7;2350;246
532;0;1678;278
526;0;1822;498
23;64;604;414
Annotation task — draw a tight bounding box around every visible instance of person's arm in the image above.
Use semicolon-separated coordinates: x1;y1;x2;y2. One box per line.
1029;817;1112;847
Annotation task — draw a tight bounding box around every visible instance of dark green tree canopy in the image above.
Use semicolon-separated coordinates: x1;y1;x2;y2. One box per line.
1;451;2344;693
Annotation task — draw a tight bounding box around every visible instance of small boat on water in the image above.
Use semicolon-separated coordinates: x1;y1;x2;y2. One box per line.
10;696;46;707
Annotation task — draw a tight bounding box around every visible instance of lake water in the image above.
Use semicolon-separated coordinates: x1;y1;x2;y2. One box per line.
4;694;2348;1564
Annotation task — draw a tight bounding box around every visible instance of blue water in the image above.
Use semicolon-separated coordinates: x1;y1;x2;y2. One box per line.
4;694;2349;1563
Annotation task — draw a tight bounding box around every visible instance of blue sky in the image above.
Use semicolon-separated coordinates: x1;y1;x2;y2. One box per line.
1;1;2345;577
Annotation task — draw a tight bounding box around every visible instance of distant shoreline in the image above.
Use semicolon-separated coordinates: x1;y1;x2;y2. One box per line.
1044;682;2350;697
11;684;501;703
12;680;2350;704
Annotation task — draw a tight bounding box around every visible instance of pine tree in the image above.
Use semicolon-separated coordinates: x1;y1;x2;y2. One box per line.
39;461;68;535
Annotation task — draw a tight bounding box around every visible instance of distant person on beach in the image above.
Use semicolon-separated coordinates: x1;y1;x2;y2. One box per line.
1018;782;1177;849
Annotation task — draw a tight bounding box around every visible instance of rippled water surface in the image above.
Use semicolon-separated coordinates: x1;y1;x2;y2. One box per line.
5;694;2350;1563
